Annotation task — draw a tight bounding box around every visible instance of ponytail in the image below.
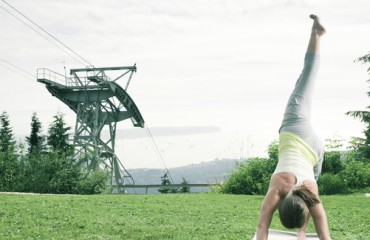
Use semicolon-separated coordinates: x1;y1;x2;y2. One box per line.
292;185;321;207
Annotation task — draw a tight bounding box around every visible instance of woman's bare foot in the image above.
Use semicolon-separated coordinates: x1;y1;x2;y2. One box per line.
310;14;326;36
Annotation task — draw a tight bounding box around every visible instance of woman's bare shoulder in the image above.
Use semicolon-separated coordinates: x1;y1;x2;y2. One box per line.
302;179;319;195
269;173;296;196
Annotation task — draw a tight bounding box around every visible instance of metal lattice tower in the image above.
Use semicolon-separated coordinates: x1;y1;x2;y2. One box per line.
37;65;144;190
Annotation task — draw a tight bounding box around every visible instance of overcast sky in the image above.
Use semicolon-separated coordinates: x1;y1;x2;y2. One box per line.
1;0;369;169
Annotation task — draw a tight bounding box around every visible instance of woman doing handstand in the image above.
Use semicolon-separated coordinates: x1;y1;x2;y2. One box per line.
256;14;331;240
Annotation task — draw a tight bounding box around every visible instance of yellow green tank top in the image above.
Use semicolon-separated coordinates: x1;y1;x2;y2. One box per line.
273;131;319;182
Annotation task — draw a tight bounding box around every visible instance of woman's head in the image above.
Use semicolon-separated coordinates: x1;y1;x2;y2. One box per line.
278;186;321;229
278;195;308;228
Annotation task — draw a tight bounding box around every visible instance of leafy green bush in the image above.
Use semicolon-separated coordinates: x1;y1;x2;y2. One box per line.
221;141;278;195
318;173;347;195
48;156;81;194
21;152;80;194
158;173;177;193
178;177;190;193
340;160;370;190
221;157;276;195
0;151;22;192
322;151;343;174
77;170;110;194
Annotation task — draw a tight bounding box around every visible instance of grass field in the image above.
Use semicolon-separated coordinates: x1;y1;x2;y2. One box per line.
0;193;369;239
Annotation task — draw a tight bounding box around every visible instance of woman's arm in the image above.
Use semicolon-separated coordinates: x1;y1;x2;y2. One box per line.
297;213;310;240
303;180;331;239
309;203;331;240
256;187;281;240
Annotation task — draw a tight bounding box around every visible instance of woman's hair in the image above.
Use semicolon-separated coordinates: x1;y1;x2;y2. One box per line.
278;185;321;229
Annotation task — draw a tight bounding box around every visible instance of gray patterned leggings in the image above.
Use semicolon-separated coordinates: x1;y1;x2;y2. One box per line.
279;53;324;180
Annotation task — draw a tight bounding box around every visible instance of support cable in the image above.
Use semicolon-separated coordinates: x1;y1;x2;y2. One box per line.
0;4;85;66
144;124;175;184
0;58;34;81
0;0;92;67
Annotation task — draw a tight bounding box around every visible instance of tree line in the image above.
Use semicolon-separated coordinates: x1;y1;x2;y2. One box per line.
0;112;109;194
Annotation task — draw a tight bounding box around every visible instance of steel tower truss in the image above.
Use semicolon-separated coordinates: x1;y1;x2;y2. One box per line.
37;65;145;189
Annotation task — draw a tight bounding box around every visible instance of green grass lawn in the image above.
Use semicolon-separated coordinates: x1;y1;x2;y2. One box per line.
0;193;369;239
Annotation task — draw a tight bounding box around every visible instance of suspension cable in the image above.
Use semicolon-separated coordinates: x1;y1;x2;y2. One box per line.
0;58;34;81
0;0;92;67
144;124;175;184
0;57;34;78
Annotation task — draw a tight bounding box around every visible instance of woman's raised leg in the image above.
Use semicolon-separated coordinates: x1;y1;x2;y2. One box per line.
306;14;326;54
279;15;326;134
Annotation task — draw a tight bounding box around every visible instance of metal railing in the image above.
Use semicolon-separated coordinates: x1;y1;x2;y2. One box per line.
37;68;68;85
112;183;221;194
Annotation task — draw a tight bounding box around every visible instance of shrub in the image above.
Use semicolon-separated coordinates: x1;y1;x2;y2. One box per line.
340;160;370;190
178;177;190;193
322;151;343;174
158;173;177;194
21;151;109;194
77;170;110;194
48;155;82;194
221;157;276;195
0;151;22;192
318;173;347;195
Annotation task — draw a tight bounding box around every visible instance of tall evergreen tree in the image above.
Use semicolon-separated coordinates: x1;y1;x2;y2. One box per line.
26;112;44;154
346;53;370;161
0;112;20;191
47;113;73;156
0;112;15;153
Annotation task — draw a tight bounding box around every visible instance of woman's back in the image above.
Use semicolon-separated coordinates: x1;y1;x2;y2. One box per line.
268;172;319;199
